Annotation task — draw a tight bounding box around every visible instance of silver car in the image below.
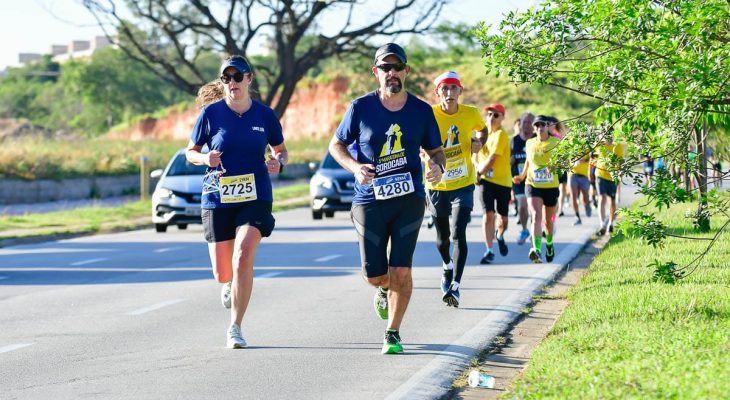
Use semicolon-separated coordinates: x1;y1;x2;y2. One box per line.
309;151;355;220
150;149;207;232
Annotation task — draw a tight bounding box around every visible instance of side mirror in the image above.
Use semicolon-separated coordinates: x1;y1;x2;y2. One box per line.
150;169;163;179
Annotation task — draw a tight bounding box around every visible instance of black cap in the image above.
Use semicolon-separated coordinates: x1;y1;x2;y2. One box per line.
220;55;252;75
374;43;407;64
533;115;552;125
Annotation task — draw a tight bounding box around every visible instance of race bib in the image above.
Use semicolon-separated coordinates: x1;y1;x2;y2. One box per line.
373;172;414;200
219;174;257;203
444;158;468;181
533;167;553;184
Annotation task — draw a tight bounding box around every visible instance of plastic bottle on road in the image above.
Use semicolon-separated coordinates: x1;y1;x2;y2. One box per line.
468;370;495;388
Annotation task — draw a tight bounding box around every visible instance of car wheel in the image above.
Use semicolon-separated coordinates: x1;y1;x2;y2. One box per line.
325;211;335;218
312;210;323;220
177;223;188;230
155;224;168;233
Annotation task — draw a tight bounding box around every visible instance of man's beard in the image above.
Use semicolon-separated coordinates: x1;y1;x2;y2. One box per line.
385;78;403;94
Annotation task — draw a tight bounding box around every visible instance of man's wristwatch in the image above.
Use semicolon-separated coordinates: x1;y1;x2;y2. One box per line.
438;164;445;174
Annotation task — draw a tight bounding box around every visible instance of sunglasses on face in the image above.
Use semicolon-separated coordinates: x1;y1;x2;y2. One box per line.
487;112;502;118
220;72;245;84
375;63;406;72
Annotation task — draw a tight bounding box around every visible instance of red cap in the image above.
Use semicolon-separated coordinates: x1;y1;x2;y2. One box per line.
484;103;506;114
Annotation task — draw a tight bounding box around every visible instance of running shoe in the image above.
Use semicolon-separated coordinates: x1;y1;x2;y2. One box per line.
608;224;614;234
427;215;435;229
440;268;453;294
585;203;592;218
442;282;460;308
517;229;530;245
558;210;565;217
382;330;403;354
374;287;388;320
497;236;508;256
546;243;555;262
227;324;247;349
528;248;542;263
573;217;582;226
480;250;495;264
592;197;598;208
597;227;607;236
221;281;232;309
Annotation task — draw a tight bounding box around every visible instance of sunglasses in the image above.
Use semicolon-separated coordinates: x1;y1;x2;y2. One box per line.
220;72;245;84
533;122;547;128
487;112;502;118
375;63;406;72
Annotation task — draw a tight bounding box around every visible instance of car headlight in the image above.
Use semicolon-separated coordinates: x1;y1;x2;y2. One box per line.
153;187;174;199
311;174;333;190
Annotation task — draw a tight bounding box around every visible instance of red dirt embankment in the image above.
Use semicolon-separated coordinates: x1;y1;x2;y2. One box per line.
109;76;350;141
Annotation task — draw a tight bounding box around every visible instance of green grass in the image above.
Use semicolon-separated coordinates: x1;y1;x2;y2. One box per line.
507;201;730;399
0;183;310;240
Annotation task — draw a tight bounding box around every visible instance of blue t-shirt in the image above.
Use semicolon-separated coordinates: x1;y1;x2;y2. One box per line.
335;91;442;204
190;99;284;208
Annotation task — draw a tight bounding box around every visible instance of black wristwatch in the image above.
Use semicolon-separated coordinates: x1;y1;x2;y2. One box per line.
438;164;445;174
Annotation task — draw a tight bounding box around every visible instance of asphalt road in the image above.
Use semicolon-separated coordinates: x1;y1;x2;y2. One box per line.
0;187;637;400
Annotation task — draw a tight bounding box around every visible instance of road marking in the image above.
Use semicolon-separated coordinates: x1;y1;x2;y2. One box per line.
70;258;107;266
0;343;34;354
315;254;342;262
154;247;183;253
127;299;185;316
255;272;283;279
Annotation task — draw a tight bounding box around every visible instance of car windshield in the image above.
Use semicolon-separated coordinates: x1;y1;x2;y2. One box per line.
166;154;208;176
321;152;345;169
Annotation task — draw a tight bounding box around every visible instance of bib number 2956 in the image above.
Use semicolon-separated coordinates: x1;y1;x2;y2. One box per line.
373;172;414;200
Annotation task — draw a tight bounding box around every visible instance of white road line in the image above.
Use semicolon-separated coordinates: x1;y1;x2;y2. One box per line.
315;254;342;262
126;299;185;316
0;343;34;354
70;258;107;266
154;247;183;253
255;272;283;279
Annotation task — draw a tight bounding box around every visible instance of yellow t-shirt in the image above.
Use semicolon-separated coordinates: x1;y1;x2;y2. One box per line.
571;155;590;177
476;127;512;188
428;104;486;191
525;136;561;188
595;143;625;181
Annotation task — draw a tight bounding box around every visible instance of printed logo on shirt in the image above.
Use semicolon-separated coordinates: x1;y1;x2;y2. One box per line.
444;125;460;148
252;126;265;133
376;123;407;175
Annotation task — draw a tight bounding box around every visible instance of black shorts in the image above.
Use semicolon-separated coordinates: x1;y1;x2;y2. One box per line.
597;177;617;199
512;181;526;196
558;172;568;184
350;194;425;278
202;201;275;243
427;185;474;218
526;185;559;207
477;180;511;216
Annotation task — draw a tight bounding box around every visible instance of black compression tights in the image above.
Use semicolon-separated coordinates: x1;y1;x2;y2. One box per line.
434;206;471;283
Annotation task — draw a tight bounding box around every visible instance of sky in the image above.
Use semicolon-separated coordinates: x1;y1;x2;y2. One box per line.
0;0;536;71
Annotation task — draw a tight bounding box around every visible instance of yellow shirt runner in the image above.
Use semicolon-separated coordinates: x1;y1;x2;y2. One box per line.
594;143;625;181
428;104;486;191
525;136;561;188
476;127;512;188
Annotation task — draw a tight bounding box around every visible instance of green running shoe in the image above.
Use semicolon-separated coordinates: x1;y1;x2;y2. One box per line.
374;287;388;320
382;330;403;354
546;243;555;262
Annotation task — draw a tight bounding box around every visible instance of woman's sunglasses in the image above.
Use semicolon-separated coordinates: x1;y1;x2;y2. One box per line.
375;63;406;72
220;72;245;84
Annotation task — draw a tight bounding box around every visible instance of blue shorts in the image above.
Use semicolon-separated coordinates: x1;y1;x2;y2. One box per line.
570;174;591;192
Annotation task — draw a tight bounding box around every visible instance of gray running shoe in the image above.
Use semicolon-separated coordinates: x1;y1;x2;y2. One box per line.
221;281;232;309
227;324;247;349
528;248;542;263
442;282;460;307
374;287;388;320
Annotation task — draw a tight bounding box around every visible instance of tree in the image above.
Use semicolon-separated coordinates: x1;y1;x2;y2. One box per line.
81;0;447;117
474;0;730;280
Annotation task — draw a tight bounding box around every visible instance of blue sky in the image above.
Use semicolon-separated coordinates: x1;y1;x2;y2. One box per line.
0;0;535;71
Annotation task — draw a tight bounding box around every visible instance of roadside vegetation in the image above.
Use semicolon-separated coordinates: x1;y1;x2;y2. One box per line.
0;183;309;240
507;200;730;398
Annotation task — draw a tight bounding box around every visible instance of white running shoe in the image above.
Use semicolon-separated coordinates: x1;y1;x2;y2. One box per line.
227;324;247;349
221;282;232;309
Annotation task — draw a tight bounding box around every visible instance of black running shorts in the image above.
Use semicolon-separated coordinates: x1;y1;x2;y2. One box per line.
526;185;560;207
350;193;425;278
202;201;275;243
477;180;511;216
427;185;474;218
597;177;617;199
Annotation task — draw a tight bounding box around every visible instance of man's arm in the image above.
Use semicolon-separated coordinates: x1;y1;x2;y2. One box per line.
328;136;375;184
424;146;445;184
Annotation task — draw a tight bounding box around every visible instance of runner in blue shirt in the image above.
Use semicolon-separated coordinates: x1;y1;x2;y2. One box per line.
329;43;445;355
186;55;287;349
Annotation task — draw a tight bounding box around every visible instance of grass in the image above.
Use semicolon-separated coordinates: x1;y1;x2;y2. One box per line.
0;183;310;240
506;201;730;399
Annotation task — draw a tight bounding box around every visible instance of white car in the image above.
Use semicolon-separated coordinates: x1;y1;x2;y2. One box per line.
150;149;207;233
